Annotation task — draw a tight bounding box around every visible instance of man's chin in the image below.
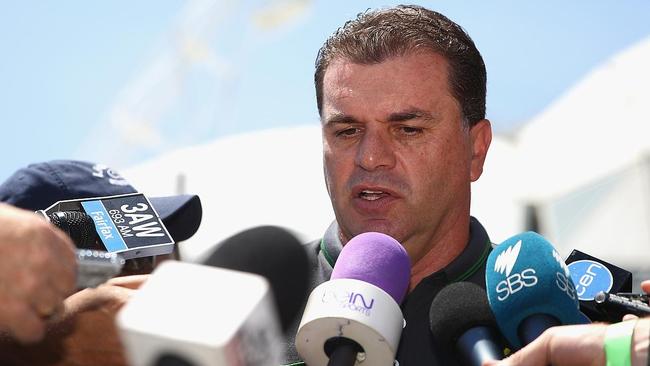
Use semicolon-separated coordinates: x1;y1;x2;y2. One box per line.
349;220;402;241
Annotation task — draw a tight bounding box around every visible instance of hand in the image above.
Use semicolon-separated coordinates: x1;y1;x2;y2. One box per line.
483;323;608;366
484;319;650;366
49;275;149;366
0;274;149;366
55;274;149;320
0;203;76;343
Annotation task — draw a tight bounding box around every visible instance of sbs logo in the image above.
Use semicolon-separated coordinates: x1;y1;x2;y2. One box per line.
494;240;522;277
494;240;538;301
552;248;577;301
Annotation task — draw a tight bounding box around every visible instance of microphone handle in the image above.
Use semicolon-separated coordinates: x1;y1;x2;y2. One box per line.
326;337;360;366
155;354;195;366
595;292;650;317
518;313;560;346
457;326;504;366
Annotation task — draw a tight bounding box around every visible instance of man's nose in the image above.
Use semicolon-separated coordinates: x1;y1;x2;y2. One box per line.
355;128;396;171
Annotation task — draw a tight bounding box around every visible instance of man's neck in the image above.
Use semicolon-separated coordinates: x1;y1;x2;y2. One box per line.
334;212;471;291
408;215;470;291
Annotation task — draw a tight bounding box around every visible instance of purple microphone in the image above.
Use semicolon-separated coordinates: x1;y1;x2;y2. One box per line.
331;232;411;304
296;232;411;366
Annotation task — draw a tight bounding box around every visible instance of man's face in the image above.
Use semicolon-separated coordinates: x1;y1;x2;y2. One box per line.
321;51;491;258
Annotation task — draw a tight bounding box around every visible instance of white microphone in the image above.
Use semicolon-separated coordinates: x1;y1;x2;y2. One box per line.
118;261;281;366
117;226;310;366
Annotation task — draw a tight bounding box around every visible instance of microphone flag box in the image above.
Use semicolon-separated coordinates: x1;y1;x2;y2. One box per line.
117;261;283;366
566;249;632;322
38;193;174;259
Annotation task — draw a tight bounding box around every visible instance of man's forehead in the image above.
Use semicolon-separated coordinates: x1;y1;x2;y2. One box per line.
325;50;449;77
323;52;450;93
321;52;454;118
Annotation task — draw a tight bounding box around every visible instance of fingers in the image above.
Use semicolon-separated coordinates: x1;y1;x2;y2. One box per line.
20;220;76;304
486;324;608;366
12;306;46;344
30;282;63;318
0;204;78;343
640;280;650;294
105;274;150;289
0;300;46;344
61;283;136;315
490;331;550;366
623;314;639;321
38;220;76;295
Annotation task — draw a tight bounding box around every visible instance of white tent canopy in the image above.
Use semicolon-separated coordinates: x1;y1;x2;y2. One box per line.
516;36;650;201
513;36;650;268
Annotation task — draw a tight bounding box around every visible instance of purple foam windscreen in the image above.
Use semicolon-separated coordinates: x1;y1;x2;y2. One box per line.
331;232;411;304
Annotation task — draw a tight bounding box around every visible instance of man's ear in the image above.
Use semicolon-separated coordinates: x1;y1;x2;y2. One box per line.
469;119;492;182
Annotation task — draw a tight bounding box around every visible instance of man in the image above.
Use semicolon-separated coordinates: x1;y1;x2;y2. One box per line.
284;5;492;365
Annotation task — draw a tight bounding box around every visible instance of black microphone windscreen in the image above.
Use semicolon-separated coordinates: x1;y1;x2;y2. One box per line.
202;226;310;333
48;211;100;249
429;282;498;341
430;282;504;365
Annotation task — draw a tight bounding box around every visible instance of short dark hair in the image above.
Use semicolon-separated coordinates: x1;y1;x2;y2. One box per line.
315;5;487;126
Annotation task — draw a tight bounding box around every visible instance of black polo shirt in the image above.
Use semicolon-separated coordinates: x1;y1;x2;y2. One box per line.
283;216;493;366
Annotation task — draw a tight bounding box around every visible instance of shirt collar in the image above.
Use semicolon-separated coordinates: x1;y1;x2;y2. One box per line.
319;216;491;283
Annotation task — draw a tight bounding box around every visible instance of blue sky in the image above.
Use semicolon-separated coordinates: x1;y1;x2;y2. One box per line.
1;0;649;180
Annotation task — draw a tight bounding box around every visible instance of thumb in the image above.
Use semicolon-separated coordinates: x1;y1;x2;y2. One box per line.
494;335;551;366
482;360;504;366
106;274;150;289
623;314;639;321
640;280;650;294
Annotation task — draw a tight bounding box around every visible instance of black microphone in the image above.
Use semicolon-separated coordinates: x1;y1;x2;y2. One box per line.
36;193;176;260
153;354;194;366
565;249;633;322
202;225;311;333
429;282;504;366
44;212;129;288
46;211;100;249
594;292;650;318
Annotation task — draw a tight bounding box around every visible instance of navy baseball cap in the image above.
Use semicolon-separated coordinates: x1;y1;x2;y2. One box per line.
0;160;202;242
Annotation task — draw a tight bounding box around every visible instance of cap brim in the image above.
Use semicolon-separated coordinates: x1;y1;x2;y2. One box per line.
149;195;202;242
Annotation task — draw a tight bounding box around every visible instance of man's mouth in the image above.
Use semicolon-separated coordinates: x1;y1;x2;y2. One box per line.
359;189;389;201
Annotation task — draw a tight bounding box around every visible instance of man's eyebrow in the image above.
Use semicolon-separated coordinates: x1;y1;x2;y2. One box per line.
324;109;438;125
324;113;359;125
387;109;436;123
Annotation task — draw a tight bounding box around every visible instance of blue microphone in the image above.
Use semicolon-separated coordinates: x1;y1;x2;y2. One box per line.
485;232;589;349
